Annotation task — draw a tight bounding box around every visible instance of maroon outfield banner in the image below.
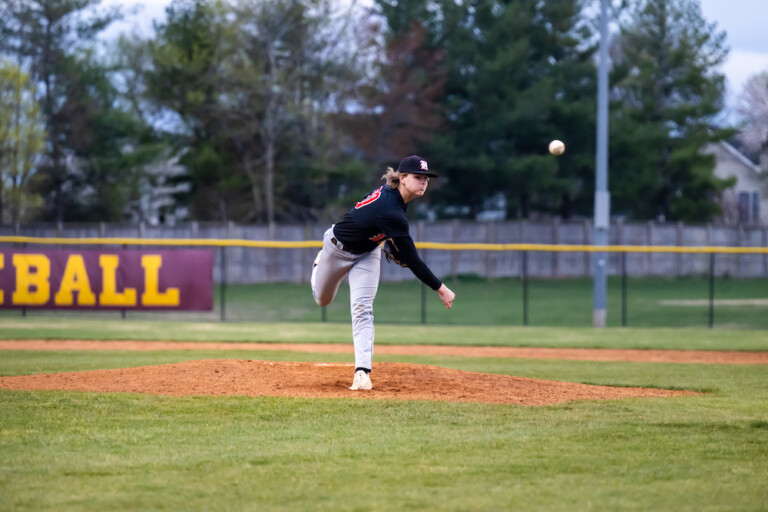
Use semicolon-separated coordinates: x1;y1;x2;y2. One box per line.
0;249;213;310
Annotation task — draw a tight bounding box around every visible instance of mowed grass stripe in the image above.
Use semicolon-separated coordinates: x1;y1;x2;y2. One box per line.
0;321;767;351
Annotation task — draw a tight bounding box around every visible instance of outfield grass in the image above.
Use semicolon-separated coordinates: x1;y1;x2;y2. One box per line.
3;276;765;329
1;343;767;511
1;319;767;351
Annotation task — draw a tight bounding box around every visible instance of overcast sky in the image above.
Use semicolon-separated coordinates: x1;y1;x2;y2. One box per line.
103;0;768;118
699;0;768;111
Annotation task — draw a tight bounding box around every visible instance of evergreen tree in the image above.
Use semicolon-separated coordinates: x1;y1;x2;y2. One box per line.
609;0;734;222
374;0;597;219
60;53;166;222
142;0;236;220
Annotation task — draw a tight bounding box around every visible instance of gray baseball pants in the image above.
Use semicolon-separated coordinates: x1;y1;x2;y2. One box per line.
311;227;381;371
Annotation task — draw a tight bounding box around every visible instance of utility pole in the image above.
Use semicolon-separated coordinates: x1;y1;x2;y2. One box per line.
593;0;611;328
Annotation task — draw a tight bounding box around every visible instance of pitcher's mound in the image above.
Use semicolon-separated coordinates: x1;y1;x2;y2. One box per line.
0;360;699;405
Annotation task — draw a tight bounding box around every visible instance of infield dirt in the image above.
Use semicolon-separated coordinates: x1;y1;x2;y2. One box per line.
0;359;701;406
4;340;757;404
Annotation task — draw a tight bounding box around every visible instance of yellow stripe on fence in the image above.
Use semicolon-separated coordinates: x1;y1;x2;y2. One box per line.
1;236;767;254
416;242;768;254
0;236;322;249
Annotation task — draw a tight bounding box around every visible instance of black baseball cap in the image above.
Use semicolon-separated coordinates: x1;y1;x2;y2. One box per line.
397;155;438;178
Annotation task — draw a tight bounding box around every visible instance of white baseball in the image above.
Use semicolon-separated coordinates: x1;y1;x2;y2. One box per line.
549;140;565;155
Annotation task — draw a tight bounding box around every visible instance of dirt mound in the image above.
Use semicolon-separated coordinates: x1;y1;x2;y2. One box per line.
0;360;699;406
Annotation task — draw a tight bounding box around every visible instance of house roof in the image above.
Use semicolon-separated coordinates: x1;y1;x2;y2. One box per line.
715;141;762;174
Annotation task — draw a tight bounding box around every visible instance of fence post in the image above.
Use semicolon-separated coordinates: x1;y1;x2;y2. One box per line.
16;223;26;317
486;221;495;279
617;216;625;286
583;220;590;276
706;223;712;277
552;217;559;277
451;219;459;280
737;225;745;278
303;222;312;283
647;220;655;276
621;251;627;327
122;237;130;320
676;221;684;277
267;220;279;282
220;246;227;322
708;253;715;329
522;251;529;326
419;221;427;325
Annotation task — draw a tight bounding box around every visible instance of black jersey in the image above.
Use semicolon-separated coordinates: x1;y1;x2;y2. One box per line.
333;186;409;253
333;185;442;290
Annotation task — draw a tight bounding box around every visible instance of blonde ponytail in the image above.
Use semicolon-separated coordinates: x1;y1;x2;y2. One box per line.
381;167;400;188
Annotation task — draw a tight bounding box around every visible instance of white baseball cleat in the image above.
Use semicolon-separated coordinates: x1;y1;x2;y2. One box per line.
349;370;372;390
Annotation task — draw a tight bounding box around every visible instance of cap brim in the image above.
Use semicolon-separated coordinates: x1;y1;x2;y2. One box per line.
403;170;439;178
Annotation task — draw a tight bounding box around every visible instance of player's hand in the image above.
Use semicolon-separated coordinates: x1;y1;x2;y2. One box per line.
437;284;455;309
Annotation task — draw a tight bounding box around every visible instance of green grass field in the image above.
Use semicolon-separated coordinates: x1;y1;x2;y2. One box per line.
1;321;767;511
1;276;767;329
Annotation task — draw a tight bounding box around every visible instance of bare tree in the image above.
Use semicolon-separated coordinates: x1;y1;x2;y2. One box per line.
736;71;768;157
228;0;372;226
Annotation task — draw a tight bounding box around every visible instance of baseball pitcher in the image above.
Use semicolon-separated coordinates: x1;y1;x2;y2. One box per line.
311;155;456;390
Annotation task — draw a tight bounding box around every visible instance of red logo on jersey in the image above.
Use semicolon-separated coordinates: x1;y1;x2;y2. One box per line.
355;187;383;209
369;233;386;242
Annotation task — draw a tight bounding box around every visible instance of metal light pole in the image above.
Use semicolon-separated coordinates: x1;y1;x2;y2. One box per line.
593;0;611;328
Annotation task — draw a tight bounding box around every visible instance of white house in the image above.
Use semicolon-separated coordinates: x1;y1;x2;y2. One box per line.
705;141;767;225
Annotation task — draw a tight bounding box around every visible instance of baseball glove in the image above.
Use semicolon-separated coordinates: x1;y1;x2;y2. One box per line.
382;238;408;268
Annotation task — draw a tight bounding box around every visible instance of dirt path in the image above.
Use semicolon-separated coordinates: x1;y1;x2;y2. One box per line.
1;340;766;364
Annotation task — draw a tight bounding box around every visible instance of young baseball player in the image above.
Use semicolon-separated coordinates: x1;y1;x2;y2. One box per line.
311;155;456;390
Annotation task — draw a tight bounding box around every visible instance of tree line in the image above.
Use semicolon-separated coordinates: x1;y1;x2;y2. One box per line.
0;0;759;227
